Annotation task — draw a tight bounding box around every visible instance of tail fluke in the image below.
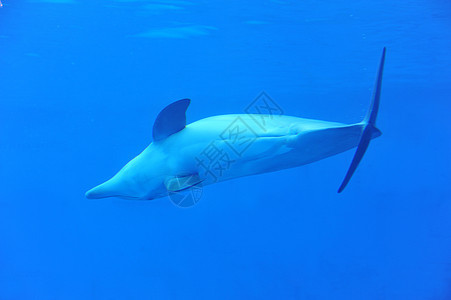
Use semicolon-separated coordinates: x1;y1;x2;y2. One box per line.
337;47;386;193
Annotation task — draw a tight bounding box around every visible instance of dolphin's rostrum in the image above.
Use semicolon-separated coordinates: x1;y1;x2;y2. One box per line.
86;48;386;200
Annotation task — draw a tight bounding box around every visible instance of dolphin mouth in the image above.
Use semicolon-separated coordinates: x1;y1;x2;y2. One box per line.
85;188;145;200
85;188;106;199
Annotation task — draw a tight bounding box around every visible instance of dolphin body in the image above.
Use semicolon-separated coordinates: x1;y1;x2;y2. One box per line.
86;48;386;200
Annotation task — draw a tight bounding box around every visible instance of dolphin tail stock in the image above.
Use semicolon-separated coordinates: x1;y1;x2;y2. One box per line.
337;47;386;193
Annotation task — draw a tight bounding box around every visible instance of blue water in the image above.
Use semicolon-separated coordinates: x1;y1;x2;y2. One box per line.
1;0;451;299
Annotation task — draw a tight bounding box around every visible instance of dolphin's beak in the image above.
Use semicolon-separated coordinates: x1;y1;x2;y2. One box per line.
85;179;116;199
86;178;143;199
85;185;106;199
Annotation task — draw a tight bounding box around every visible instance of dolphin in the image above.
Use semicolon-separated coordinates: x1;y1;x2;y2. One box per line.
86;48;386;200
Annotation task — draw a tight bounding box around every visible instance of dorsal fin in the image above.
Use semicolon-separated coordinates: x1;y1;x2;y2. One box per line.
152;99;190;142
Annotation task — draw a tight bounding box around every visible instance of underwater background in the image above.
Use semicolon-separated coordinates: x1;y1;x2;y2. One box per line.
1;0;451;299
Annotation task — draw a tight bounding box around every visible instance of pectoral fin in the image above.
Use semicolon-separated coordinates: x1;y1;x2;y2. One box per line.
165;174;203;192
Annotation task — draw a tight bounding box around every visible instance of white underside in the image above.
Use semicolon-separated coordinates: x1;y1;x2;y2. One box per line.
159;114;363;186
